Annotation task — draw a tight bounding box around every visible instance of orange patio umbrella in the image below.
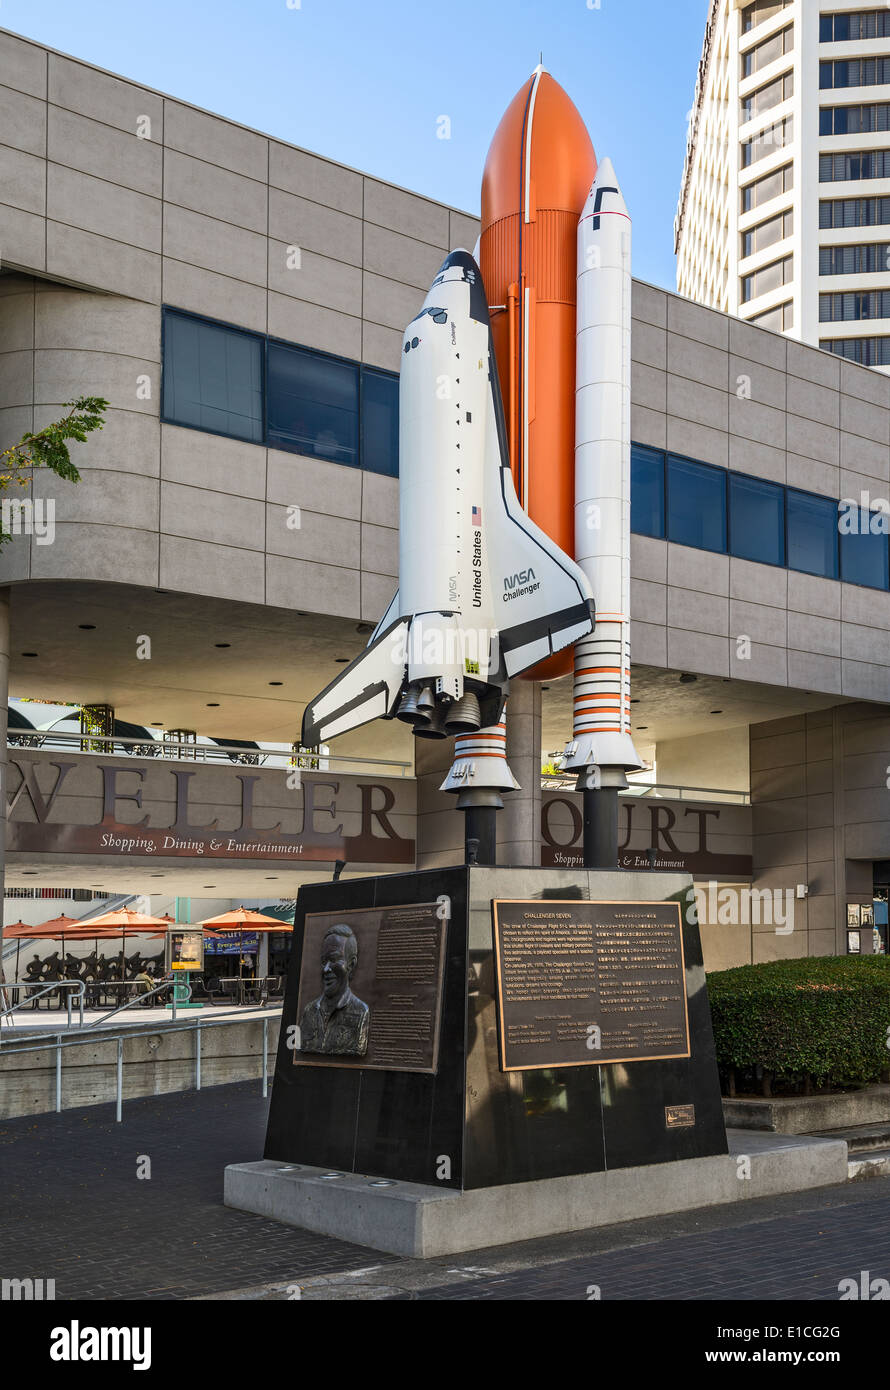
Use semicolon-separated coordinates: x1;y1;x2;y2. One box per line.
5;914;89;985
197;907;291;980
0;920;30;1004
7;914;82;938
2;919;33;936
148;912;226;937
197;907;288;929
84;908;171;929
78;907;172;978
2;919;43;988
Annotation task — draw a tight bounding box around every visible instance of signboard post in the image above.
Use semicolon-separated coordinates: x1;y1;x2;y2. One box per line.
165;928;205;1011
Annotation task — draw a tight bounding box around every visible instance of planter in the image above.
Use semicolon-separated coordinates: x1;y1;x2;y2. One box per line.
723;1084;890;1134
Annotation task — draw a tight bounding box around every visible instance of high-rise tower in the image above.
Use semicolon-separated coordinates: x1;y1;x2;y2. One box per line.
677;1;890;372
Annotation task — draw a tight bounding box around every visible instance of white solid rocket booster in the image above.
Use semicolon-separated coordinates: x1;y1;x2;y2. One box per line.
563;158;643;777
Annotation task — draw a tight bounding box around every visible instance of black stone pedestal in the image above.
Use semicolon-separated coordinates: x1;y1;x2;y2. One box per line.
263;866;727;1190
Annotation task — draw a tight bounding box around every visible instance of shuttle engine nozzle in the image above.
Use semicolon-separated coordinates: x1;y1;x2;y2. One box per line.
444;691;482;735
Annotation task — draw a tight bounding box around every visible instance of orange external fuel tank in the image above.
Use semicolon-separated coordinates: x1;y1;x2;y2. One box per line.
480;67;596;681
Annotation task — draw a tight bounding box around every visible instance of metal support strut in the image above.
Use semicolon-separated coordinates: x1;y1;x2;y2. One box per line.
577;766;628;870
457;789;502;866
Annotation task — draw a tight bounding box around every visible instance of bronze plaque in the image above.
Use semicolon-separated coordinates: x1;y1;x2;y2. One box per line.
665;1104;696;1129
293;901;446;1073
492;899;691;1072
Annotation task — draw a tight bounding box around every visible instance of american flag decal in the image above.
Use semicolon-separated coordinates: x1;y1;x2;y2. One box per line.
472;505;482;526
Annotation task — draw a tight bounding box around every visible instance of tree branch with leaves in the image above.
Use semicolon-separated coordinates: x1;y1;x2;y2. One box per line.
0;396;107;546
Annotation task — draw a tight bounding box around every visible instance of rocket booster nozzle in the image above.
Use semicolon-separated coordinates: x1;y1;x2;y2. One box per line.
440;714;518;795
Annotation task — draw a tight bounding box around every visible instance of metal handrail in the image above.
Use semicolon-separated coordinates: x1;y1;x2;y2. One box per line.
0;977;174;1025
0;1006;282;1121
0;979;85;1032
540;777;750;804
10;730;412;776
81;978;182;1028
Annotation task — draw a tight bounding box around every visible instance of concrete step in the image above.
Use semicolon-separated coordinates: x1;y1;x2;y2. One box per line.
807;1121;890;1153
848;1149;890;1181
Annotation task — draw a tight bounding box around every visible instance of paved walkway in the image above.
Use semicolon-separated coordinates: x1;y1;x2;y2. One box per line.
0;1080;395;1300
407;1193;890;1300
2;1080;889;1301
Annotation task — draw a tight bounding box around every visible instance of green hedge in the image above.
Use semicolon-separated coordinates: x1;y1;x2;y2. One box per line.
706;956;890;1095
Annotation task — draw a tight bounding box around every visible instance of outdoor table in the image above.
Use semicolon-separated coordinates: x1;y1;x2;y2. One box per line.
219;977;243;1005
219;977;264;1005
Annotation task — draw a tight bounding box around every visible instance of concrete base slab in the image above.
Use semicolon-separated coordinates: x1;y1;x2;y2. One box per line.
224;1129;849;1258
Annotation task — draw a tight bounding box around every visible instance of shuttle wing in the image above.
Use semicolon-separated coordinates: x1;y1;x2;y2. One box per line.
301;616;409;746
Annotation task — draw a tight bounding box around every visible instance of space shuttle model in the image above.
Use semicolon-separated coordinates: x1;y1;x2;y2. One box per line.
301;248;594;749
302;65;642;866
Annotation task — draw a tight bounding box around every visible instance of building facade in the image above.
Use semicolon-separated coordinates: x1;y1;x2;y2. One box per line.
677;0;890;370
0;26;889;975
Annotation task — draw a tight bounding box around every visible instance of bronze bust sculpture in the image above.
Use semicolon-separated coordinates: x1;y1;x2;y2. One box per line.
299;923;369;1056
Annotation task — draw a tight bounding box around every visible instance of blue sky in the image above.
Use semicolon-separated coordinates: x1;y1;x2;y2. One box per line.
5;0;710;289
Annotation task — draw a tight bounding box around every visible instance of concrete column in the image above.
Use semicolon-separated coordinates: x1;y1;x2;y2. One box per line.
414;734;461;869
831;706;847;957
498;680;542;868
0;587;9;968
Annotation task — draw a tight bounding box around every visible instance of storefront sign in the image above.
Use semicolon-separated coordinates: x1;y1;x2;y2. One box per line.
7;754;415;867
541;794;752;876
205;932;261;956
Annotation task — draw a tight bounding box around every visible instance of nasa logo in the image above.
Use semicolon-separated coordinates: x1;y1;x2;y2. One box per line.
504;568;536;590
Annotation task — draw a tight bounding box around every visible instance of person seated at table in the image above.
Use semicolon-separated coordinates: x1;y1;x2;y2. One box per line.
134;967;154;1007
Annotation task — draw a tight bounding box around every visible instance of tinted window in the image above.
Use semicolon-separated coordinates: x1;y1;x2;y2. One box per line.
667;456;727;552
630;445;665;538
163;312;263;443
267;343;358;464
840;507;890;588
822;336;890;366
729;474;785;565
361;367;399;476
787;489;839;579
